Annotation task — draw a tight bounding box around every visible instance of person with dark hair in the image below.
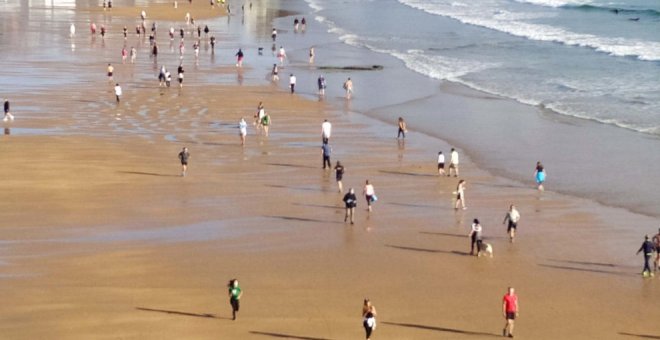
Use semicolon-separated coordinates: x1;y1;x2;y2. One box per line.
3;99;14;122
468;218;483;256
363;180;376;212
397;117;407;139
454;179;466;210
343;188;356;224
502;287;519;338
334;161;345;193
321;143;332;170
653;228;660;273
362;299;377;339
637;235;655;277
178;147;190;177
535;161;546;191
437;151;446;176
227;279;243;320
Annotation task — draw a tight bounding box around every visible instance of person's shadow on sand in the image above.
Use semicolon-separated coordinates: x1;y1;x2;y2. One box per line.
135;307;230;320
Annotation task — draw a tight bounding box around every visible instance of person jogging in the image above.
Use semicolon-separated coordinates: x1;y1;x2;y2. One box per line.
502;205;521;242
227;279;243;320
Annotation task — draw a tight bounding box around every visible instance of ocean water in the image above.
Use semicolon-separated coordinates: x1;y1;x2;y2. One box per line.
305;0;660;135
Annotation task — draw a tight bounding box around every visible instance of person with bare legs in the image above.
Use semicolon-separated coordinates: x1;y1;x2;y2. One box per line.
178;147;190;176
454;179;466;210
363;180;376;213
334;161;345;193
343;77;353;99
502;287;519;338
468;218;483;256
448;148;459;177
343;188;356;224
437;151;446;176
535;161;546;191
239;117;247;146
503;204;520;242
653;228;660;273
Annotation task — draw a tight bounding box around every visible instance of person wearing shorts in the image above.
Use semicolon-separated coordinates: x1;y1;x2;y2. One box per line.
342;187;356;224
363;180;375;212
503;204;520;242
448;148;459;177
468;219;483;256
178;147;190;176
334;161;345;193
437;151;445;176
454;179;466;210
107;63;114;82
502;287;519;338
535;161;546;191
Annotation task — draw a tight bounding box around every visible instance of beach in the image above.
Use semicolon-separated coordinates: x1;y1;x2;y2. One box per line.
0;0;659;339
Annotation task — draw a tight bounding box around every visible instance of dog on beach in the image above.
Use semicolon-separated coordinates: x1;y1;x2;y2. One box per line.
479;243;493;258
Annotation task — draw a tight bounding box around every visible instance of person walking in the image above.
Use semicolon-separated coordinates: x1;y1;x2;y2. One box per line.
271;64;279;81
454;179;466;210
178;147;190;177
437;151;446;176
503;205;521;242
397;117;407;139
227;279;243;320
448;148;459;177
343;188;357;224
321;119;332;144
261;112;271;137
321;143;332;170
289;74;296;94
235;48;244;67
107;63;114;82
468;218;483;256
114;83;122;103
3;99;14;122
239;117;247;146
334;161;345;193
317;75;326;97
178;65;185;88
653;228;660;272
343;77;353;99
502;287;519;338
309;47;315;63
637;235;655;277
271;27;277;41
278;46;286;65
362;299;377;340
535;161;546;191
363;180;376;212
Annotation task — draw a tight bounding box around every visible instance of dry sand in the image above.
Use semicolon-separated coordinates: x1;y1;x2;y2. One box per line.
0;1;659;340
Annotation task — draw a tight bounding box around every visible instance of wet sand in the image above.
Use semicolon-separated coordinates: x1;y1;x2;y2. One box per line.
0;1;659;339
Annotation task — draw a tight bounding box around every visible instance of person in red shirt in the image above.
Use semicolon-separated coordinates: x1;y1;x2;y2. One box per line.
502;287;519;338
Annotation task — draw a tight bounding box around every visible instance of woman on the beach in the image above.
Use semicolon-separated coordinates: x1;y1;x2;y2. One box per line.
397;117;407;139
468;218;483;256
177;65;184;88
227;279;243;320
362;299;377;340
363;180;376;212
454;179;466;210
278;46;286;65
535;161;546;191
239;117;247;146
343;187;356;224
261;112;271;137
334;161;345;193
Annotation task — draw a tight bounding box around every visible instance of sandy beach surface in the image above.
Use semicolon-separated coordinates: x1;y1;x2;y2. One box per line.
0;1;659;339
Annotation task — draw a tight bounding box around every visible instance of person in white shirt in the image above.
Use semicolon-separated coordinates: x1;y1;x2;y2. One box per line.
289;74;296;94
363;180;376;212
437;151;446;176
321;119;332;143
468;218;483;256
114;83;122;103
503;204;521;242
278;46;286;65
239;117;247;146
448;148;459;177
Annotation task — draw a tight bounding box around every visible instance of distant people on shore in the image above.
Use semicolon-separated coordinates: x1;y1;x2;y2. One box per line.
114;83;122;103
334;161;345;193
293;18;299;32
397;117;407;139
362;299;377;340
107;63;114;82
448;148;459;177
130;47;137;63
437;151;446;176
503;205;520;242
309;47;315;64
228;279;243;320
239;117;247;146
535;161;546;191
469;218;483;256
637;235;655;277
343;77;353;99
3;99;14;122
502;287;519;338
289;74;296;94
343;187;356;224
321;143;332;169
321;119;332;143
317;75;326;97
363;180;376;212
454;179;466;210
178;147;190;177
301;17;307;31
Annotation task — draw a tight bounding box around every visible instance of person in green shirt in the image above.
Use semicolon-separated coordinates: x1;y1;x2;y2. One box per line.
228;279;243;320
261;113;271;137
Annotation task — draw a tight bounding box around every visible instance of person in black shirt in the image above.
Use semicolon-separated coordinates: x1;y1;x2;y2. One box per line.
637;235;655;277
343;188;357;224
334;161;345;193
178;147;190;177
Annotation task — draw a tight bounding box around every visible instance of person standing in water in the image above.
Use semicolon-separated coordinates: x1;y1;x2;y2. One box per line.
239;117;247;146
363;180;375;212
448;148;459;177
468;218;483;256
178;64;184;88
637;235;655;277
343;77;353;99
317;75;326;97
321;143;332;170
289;74;296;94
309;47;315;64
114;83;122;103
343;187;356;224
278;46;286;65
502;287;519;338
178;147;190;177
535;161;546;191
235;48;244;67
334;161;345;193
437;151;446;176
3;99;14;122
362;299;377;340
227;279;243;320
130;46;137;63
454;179;466;210
271;64;279;81
397;117;407;139
503;204;521;242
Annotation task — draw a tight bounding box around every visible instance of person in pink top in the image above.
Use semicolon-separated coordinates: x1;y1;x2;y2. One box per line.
502;287;519;338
